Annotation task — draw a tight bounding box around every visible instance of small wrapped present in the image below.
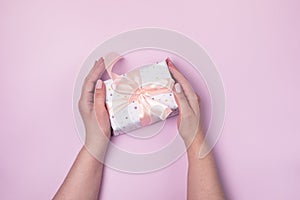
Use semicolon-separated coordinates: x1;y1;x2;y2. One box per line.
103;59;179;136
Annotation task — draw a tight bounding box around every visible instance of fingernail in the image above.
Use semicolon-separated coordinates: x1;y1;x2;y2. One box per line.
167;60;175;68
96;79;103;89
175;83;182;93
166;58;170;64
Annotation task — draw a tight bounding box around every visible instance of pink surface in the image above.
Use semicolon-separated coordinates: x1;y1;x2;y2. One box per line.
1;0;300;199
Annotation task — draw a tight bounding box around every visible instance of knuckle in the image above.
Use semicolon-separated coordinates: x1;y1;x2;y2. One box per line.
95;102;104;109
94;93;105;102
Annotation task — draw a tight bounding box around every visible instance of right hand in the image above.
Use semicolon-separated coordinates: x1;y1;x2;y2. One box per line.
166;58;203;147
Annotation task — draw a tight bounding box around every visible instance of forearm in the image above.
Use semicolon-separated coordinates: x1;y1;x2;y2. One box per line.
53;146;105;200
187;132;226;200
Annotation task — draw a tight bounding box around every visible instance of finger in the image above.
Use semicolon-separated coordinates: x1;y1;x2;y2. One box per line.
94;79;106;113
94;79;107;118
94;79;112;137
166;58;198;114
173;82;193;118
87;57;106;82
81;58;105;102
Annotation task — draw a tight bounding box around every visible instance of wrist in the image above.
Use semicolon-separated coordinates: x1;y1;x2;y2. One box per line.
84;142;108;162
186;130;205;161
84;131;110;161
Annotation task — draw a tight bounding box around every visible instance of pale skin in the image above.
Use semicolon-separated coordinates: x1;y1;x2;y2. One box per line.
53;58;225;200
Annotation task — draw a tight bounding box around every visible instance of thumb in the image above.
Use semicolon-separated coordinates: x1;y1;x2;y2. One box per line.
94;79;107;116
173;82;192;118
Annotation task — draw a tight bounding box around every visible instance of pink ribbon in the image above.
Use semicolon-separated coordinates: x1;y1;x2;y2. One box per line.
104;53;175;127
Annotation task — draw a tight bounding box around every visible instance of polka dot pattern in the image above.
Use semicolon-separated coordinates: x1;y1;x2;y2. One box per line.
103;60;178;136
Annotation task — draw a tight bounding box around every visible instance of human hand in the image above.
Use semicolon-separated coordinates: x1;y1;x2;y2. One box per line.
78;57;111;159
166;58;203;147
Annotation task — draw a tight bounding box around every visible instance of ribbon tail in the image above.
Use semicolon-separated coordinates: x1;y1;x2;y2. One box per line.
145;97;173;120
139;96;153;126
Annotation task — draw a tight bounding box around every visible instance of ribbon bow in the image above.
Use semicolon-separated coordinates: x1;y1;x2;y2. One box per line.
104;53;175;127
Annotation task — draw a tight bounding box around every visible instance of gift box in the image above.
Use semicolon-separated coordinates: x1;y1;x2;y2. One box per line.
104;60;179;136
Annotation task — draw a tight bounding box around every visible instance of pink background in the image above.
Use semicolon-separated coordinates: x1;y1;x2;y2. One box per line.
1;0;300;199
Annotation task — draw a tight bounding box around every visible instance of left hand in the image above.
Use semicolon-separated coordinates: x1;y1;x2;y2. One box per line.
78;57;111;159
